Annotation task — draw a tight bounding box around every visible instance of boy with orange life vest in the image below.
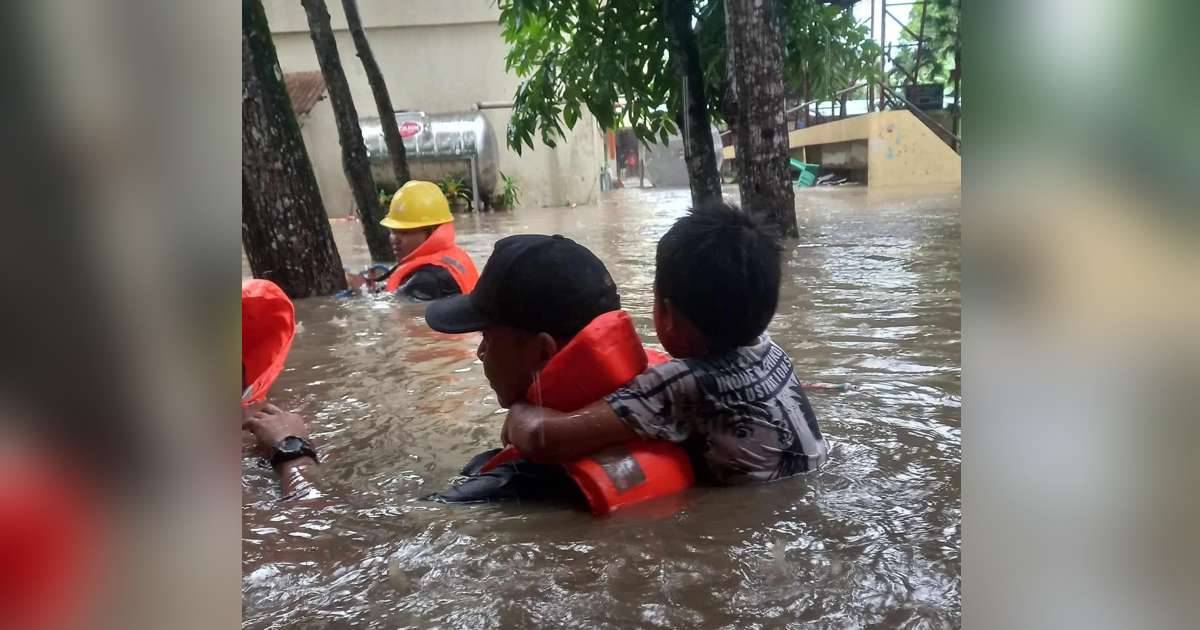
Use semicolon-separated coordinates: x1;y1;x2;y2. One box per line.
424;235;693;512
345;180;479;300
501;202;829;485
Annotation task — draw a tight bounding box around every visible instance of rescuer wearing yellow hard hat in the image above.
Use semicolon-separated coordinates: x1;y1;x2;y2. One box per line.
346;180;479;300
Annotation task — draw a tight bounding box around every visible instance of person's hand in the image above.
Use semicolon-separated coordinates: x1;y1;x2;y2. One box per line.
501;402;542;454
242;402;310;453
501;401;635;464
346;272;368;290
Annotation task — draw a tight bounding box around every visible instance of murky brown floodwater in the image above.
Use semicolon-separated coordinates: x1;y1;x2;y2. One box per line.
242;185;960;629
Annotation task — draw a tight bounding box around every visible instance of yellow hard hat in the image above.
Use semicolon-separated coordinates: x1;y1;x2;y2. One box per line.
380;180;453;230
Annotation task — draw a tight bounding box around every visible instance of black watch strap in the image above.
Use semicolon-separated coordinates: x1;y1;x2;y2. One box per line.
270;436;319;468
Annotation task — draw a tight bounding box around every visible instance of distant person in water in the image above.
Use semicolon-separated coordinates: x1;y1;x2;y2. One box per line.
502;202;829;484
345;180;479;301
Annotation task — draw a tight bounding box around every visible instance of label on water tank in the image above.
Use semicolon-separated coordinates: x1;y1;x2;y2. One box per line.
399;120;423;138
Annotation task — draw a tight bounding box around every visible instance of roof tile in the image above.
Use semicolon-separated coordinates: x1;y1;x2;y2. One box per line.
283;71;327;117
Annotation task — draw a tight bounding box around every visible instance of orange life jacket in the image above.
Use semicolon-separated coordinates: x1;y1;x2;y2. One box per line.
385;223;479;294
241;279;295;408
0;452;97;630
480;310;694;515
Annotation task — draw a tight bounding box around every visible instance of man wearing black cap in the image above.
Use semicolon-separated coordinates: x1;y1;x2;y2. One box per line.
426;234;624;407
425;234;644;504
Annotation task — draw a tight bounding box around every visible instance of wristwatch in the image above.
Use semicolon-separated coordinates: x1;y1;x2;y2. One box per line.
269;436;319;468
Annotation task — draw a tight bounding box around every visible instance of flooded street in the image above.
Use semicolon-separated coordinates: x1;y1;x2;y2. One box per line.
242;186;961;628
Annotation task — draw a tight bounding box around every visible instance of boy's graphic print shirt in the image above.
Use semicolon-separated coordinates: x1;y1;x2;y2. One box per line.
604;335;828;484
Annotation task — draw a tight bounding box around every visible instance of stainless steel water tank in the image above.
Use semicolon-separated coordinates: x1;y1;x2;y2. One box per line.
361;111;500;201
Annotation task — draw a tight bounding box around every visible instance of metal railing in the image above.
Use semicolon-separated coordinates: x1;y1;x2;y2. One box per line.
719;82;869;139
783;81;870;118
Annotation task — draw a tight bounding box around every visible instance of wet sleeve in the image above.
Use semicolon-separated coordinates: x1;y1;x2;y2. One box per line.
395;266;460;301
603;360;701;443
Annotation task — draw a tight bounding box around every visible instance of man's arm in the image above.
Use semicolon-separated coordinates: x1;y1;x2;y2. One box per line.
502;400;638;464
242;403;322;498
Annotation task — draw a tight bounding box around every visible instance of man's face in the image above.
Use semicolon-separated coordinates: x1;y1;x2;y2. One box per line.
389;228;430;260
477;325;551;408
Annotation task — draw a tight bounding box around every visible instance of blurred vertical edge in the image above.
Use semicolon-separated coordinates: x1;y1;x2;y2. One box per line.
0;1;241;629
964;1;1199;629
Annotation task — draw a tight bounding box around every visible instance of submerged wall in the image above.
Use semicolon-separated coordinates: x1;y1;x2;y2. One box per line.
863;111;960;188
723;110;961;189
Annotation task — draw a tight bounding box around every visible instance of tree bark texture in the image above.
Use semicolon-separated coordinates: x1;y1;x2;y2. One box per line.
662;0;722;208
725;0;798;237
299;0;394;262
243;0;347;298
341;0;410;187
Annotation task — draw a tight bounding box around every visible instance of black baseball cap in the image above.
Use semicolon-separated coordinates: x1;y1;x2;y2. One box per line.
425;234;620;339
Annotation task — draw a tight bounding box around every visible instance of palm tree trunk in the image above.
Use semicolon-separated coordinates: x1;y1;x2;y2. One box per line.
243;0;347;297
299;0;393;262
341;0;410;187
725;0;797;237
662;0;722;207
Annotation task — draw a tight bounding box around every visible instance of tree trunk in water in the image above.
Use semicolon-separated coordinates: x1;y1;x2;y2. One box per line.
243;0;347;298
725;0;797;238
299;0;393;262
662;0;722;207
341;0;410;187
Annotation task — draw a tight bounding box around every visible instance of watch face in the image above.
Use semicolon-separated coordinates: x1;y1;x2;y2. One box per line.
271;436;316;468
276;436;305;454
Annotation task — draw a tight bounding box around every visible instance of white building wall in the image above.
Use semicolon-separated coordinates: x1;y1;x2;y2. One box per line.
299;97;354;217
263;0;602;208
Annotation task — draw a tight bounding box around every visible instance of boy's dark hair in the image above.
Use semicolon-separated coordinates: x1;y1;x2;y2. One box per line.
655;202;782;353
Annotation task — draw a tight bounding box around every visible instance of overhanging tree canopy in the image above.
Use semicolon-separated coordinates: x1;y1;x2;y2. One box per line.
698;0;880;109
890;0;959;90
500;0;679;152
502;0;881;155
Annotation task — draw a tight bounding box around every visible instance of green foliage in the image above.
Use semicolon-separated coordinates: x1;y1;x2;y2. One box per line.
695;0;731;117
698;0;881;104
890;0;959;90
436;175;472;207
496;172;522;210
499;0;881;152
781;1;881;99
498;0;677;153
378;186;395;212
